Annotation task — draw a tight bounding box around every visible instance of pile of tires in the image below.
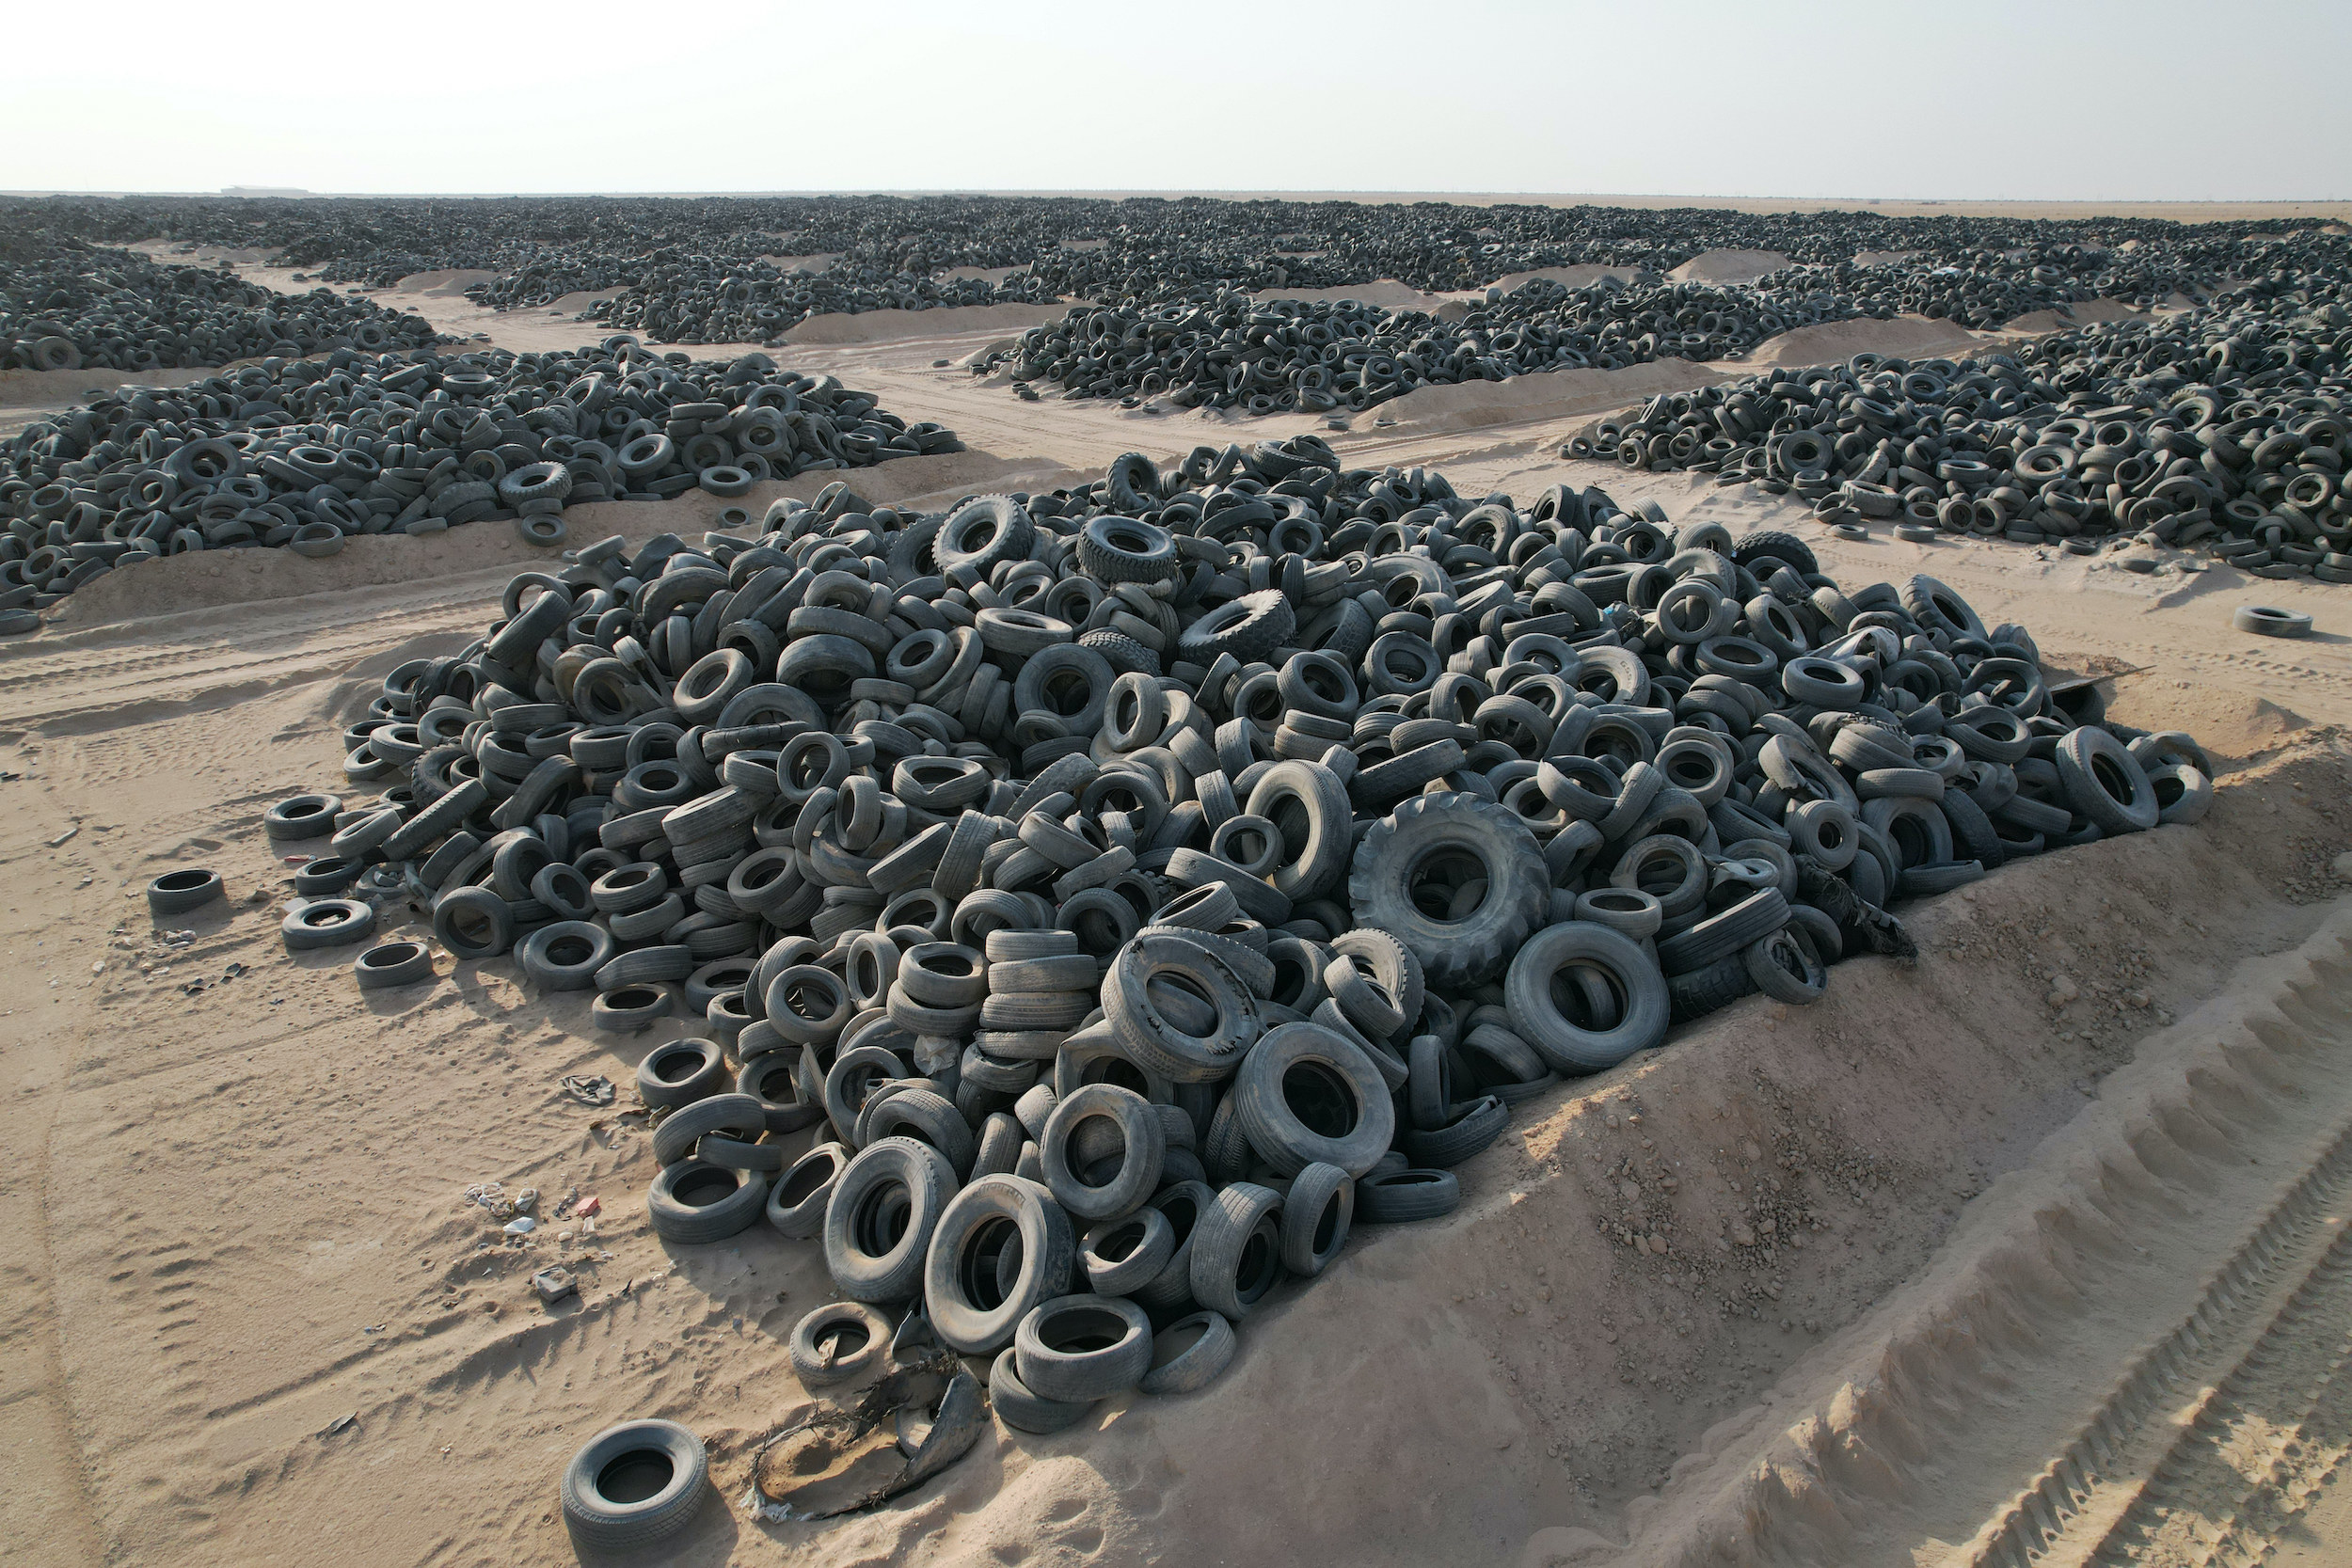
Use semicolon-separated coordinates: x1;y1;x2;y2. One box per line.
0;240;437;372
280;443;2212;1437
0;341;961;624
982;271;1883;413
1584;254;2352;576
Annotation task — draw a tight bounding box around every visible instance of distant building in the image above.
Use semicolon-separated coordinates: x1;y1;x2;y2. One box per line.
220;186;310;198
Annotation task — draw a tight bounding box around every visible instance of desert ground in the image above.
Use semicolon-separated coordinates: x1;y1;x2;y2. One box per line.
5;200;2352;1568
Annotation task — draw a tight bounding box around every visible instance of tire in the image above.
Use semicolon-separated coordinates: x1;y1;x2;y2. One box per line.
1244;758;1356;901
651;1092;765;1165
432;886;514;958
1279;1163;1353;1275
592;984;674;1033
1188;1181;1284;1320
635;1037;726;1109
1346;792;1548;989
823;1136;958;1303
1103;933;1262;1083
988;1345;1093;1434
2055;727;2158;834
1504;923;1670;1072
644;1159;768;1244
1744;926;1826;1004
516;921;615;990
1041;1084;1165;1221
148;868;223;916
1324;927;1425;1042
1080;1207;1176;1296
559;1419;707;1554
1132;1180;1215;1313
2233;605;2312;638
2148;761;2214;826
1356;1167;1460;1223
1731;531;1818;578
1177;589;1294;665
1903;575;1985;639
924;1174;1074;1354
1667;952;1757;1022
1136;1309;1236;1397
788;1301;892;1388
738;1052;827;1133
1400;1094;1508;1168
1232;1022;1395;1177
861;1087;978;1179
1078;515;1178;584
1655;890;1788;976
353;940;434;990
264;794;342;840
1938;788;2006;871
766;1142;850;1238
1014;1294;1153;1402
282;897;375;952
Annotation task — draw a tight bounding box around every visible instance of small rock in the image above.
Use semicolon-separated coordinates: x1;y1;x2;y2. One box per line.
2047;974;2080;1007
1730;1223;1757;1246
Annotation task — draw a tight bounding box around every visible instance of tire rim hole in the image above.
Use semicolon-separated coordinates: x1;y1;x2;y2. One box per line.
596;1451;675;1506
1281;1061;1359;1139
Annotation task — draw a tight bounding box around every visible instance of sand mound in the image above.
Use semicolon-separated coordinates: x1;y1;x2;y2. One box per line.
1667;248;1791;284
757;253;843;274
386;270;500;297
2002;296;2145;332
938;266;1024;286
779;303;1073;347
1484;264;1646;294
1368;358;1724;436
1852;249;1921;268
48;448;1033;632
1737;313;1994;368
1247;278;1451;311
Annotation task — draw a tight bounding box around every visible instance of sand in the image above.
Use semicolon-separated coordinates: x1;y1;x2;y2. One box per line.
6;256;2352;1568
1667;249;1791;284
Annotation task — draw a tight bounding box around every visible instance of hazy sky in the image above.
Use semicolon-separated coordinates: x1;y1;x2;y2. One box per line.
6;0;2347;201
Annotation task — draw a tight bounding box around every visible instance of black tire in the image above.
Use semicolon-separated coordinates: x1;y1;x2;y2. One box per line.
788;1301;891;1389
516;920;615;990
989;1346;1094;1434
766;1142;850;1238
861;1087;978;1180
650;1092;765;1165
1077;515;1179;584
1744;926;1826;1004
282;897;376;952
1245;758;1356;902
1080;1207;1175;1296
264;794;342;840
1325;927;1425;1042
353;941;434;990
1356;1167;1460;1223
2233;605;2312;639
1400;1094;1508;1169
1903;575;1985;639
1103;933;1262;1084
560;1419;708;1554
1938;788;2006;870
1655;889;1788;976
1346;791;1548;989
1138;1309;1236;1396
823;1136;958;1303
1041;1084;1165;1221
1667;952;1757;1022
636;1037;726;1110
1504;922;1670;1072
1279;1163;1353;1275
432;887;513;959
737;1052;827;1133
2055;727;2158;834
1177;589;1294;665
644;1159;768;1245
924;1174;1075;1355
1731;531;1819;578
1188;1181;1284;1320
1232;1022;1395;1178
147;868;223;916
1131;1180;1214;1313
1014;1294;1153;1402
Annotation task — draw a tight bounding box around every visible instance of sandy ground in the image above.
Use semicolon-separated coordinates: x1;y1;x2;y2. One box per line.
5;295;2352;1568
